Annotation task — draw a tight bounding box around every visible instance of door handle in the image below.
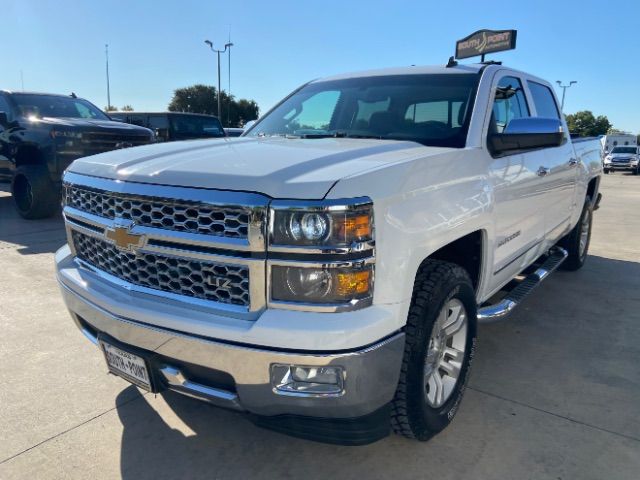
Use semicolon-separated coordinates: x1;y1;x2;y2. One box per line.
537;166;550;177
568;158;579;167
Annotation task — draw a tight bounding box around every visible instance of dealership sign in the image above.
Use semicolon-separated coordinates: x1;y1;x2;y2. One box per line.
455;29;517;60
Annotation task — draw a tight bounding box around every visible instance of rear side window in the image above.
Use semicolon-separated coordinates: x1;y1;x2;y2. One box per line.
528;81;560;119
491;76;529;133
148;115;169;129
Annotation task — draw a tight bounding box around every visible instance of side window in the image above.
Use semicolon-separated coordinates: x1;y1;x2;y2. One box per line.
528;81;560;119
148;115;169;130
491;76;529;133
127;115;147;127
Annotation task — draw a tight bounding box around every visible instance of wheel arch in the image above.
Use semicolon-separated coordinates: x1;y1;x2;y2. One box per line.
415;230;486;294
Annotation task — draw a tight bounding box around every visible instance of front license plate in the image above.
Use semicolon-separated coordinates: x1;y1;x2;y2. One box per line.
101;341;152;391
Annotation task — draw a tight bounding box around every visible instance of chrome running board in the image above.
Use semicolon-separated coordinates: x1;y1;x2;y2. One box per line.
477;246;568;323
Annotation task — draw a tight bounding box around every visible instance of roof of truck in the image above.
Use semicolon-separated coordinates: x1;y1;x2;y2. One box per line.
0;90;81;98
314;63;486;82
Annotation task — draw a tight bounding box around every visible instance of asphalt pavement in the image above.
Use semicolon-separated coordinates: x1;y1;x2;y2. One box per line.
0;173;639;480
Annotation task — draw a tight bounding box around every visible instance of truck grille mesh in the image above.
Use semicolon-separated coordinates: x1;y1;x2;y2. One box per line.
72;231;250;306
64;185;250;238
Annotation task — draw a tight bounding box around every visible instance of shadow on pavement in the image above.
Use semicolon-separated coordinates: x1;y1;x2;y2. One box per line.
115;254;640;479
0;189;66;255
116;387;413;480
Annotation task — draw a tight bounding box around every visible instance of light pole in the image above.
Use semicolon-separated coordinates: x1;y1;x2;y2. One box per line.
204;40;232;122
105;44;111;110
556;80;577;111
227;41;233;127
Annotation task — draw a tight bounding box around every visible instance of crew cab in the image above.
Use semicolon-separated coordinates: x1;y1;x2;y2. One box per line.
603;145;639;174
0;91;153;219
56;63;602;445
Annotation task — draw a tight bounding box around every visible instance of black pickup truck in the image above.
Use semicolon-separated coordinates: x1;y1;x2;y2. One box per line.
0;91;154;219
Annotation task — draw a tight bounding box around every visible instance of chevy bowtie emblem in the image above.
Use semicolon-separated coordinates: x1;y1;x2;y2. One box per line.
105;223;144;252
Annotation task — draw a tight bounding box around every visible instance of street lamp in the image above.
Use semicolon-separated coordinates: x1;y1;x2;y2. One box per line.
556;80;577;111
204;39;233;122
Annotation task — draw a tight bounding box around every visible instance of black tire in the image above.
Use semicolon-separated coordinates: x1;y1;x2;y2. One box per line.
603;169;609;174
391;260;477;441
11;165;60;219
560;196;593;271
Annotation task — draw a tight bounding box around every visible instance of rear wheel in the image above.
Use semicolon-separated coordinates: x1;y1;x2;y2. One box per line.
11;165;60;219
560;196;593;271
391;261;477;441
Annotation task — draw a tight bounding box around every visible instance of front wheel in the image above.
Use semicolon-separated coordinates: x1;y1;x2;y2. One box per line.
11;165;60;219
560;196;593;271
391;261;477;441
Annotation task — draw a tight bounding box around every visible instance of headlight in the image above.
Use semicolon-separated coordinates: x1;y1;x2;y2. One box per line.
271;263;373;306
270;199;373;249
268;198;375;311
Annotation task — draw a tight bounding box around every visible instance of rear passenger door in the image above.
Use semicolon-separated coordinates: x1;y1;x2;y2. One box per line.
523;78;577;242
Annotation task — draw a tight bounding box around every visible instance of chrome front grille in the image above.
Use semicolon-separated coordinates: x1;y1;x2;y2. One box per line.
72;231;250;306
64;185;251;238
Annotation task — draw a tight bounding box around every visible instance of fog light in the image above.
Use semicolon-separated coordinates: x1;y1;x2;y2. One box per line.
271;364;345;396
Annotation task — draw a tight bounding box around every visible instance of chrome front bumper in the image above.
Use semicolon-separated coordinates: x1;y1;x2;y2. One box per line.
59;274;405;419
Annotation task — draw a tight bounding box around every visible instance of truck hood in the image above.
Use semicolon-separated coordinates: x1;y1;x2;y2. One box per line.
67;137;446;198
23;116;151;134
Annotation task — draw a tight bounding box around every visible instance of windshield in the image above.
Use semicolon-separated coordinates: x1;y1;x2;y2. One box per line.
611;146;637;154
246;73;479;148
170;115;225;138
11;94;109;120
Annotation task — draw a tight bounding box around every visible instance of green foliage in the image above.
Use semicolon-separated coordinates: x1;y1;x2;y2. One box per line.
104;105;118;112
121;105;134;111
564;111;612;137
168;84;259;127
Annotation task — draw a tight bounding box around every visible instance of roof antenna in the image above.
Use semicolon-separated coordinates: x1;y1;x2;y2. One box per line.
446;56;458;68
70;92;77;98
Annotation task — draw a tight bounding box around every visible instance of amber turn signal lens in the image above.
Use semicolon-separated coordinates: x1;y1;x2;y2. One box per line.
336;270;371;296
336;214;371;242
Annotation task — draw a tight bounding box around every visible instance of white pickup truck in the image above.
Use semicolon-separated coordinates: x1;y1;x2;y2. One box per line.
56;62;602;445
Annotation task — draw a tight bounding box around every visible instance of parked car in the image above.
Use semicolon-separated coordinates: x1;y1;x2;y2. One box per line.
0;91;153;218
603;145;639;174
109;112;225;142
56;62;602;445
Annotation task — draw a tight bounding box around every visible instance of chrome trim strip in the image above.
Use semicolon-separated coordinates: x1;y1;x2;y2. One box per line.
64;206;255;252
159;366;244;411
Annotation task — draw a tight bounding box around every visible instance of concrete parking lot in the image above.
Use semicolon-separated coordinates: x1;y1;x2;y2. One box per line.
0;173;639;480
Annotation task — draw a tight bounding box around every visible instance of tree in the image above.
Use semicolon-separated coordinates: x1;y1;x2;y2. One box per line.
104;105;118;112
168;84;259;127
564;111;612;137
121;105;134;111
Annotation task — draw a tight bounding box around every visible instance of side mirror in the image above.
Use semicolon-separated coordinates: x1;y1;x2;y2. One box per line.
489;117;564;155
154;128;169;141
0;111;8;128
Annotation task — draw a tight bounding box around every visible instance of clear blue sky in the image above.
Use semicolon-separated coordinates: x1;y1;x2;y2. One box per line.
2;0;638;133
